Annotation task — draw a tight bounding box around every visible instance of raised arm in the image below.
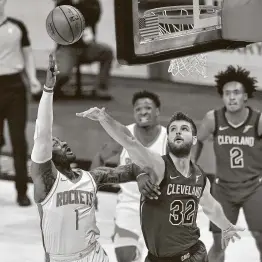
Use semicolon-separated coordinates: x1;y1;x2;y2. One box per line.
30;54;59;203
192;110;215;163
76;108;165;183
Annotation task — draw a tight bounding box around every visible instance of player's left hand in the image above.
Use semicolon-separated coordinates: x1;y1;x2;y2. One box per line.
221;224;245;249
137;173;161;200
76;107;106;121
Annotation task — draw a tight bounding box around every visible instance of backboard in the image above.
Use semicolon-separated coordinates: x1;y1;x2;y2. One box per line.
115;0;261;65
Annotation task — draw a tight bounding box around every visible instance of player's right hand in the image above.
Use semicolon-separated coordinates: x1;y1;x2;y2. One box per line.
45;53;59;89
76;107;106;121
137;173;161;200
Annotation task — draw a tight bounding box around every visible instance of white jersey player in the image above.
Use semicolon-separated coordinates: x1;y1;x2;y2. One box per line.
90;91;167;262
30;55;160;262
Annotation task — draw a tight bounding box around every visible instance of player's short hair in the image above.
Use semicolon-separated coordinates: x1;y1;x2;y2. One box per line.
215;66;257;98
167;112;197;136
132;90;161;108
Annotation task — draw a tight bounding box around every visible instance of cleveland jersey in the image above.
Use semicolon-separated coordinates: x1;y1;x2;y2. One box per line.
141;155;206;257
213;107;262;183
38;169;100;256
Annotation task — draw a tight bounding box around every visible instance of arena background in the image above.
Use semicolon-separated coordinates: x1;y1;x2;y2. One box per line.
1;0;262;261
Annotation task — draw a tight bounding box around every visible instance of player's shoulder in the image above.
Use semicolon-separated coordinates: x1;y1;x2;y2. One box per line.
6;17;28;30
126;123;136;129
160;125;167;131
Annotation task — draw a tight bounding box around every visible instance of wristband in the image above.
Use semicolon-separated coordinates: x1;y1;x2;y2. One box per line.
43;85;54;93
223;223;233;233
136;172;146;180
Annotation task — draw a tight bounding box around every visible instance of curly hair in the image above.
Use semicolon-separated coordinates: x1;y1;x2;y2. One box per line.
132;90;161;108
215;66;257;98
167;112;197;136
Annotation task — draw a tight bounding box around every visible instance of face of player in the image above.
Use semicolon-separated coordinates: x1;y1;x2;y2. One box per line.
133;98;160;127
222;81;248;113
52;137;76;166
167;120;197;158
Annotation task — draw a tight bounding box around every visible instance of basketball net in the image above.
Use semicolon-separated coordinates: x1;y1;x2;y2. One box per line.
168;53;208;78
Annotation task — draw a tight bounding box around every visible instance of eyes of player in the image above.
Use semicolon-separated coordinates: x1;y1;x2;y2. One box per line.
135;106;152;113
170;125;190;133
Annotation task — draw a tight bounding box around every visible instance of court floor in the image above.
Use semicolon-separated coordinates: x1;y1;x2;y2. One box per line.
0;180;259;262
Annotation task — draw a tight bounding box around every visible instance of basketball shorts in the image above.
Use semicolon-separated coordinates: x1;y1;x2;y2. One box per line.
145;240;208;262
48;242;109;262
210;177;262;233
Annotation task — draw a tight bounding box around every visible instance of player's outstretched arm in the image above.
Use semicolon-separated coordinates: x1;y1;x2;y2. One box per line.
89;164;161;199
192;110;215;163
76;107;165;182
30;54;59;203
200;179;245;249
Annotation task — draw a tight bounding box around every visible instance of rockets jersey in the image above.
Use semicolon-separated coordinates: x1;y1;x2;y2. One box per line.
141;155;207;257
213;107;262;183
37;169;100;256
117;123;167;212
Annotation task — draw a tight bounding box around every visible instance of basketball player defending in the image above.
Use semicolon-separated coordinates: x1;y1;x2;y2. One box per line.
30;54;160;262
77;107;244;262
192;66;262;262
90;91;167;262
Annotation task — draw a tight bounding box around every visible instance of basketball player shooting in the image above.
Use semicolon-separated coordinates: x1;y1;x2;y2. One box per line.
76;107;245;262
193;66;262;262
30;54;160;262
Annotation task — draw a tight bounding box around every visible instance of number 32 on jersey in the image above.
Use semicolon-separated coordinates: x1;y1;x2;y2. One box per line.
230;146;244;168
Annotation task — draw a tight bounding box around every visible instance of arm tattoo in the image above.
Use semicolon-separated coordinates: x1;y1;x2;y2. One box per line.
90;164;144;186
30;160;57;202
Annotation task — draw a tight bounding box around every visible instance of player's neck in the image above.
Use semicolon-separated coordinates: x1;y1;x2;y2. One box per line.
135;123;161;146
169;153;191;177
225;107;249;126
56;165;78;180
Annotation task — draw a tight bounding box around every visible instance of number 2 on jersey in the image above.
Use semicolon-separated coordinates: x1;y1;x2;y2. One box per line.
230;147;244;168
169;199;196;226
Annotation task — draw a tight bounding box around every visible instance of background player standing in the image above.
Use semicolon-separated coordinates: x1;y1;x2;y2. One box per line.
192;66;262;262
0;0;41;206
91;90;167;262
30;54;159;262
77;107;244;262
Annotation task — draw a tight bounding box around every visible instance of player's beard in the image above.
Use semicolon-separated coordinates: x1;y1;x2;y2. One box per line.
52;151;75;168
168;140;192;158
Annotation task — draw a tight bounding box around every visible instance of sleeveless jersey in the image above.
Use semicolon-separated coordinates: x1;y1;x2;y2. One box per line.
141;155;207;257
38;169;100;256
118;124;167;209
213;107;262;183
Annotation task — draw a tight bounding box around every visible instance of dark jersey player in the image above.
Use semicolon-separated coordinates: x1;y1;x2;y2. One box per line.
192;66;262;262
76;107;244;262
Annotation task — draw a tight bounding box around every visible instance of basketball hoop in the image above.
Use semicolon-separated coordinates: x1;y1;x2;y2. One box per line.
168;53;208;78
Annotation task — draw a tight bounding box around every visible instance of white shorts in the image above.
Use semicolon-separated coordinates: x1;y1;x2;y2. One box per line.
49;242;109;262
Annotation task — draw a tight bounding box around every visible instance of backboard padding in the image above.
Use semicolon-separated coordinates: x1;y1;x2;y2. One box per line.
222;0;262;42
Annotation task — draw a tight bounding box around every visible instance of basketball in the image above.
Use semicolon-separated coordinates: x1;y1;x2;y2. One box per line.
46;5;85;45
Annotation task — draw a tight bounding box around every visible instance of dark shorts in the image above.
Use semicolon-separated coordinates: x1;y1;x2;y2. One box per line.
210;177;262;233
145;240;208;262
